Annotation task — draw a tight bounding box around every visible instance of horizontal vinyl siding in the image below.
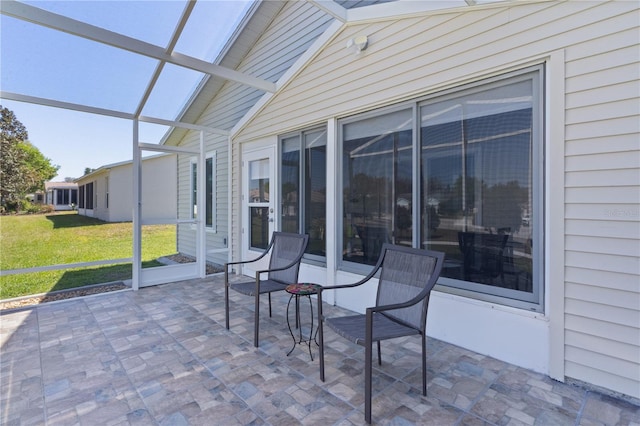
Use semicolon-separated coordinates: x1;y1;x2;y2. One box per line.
175;133;229;267
237;1;638;140
220;1;335;261
562;1;640;399
234;0;640;398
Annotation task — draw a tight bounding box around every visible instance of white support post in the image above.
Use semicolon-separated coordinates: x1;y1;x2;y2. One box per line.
325;118;338;305
132;119;142;290
198;131;206;278
227;134;233;266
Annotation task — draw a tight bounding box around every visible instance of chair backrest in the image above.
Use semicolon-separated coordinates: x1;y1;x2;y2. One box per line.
267;232;309;284
376;244;444;332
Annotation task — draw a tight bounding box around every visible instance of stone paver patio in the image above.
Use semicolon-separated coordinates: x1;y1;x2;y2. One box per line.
2;275;639;425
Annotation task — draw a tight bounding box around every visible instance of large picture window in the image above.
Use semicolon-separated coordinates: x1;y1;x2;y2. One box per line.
342;108;413;264
280;127;327;258
339;67;543;309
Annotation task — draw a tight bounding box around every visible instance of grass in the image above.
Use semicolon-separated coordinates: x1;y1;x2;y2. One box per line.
0;211;177;299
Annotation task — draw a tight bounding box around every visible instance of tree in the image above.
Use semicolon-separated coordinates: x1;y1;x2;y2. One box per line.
1;106;59;211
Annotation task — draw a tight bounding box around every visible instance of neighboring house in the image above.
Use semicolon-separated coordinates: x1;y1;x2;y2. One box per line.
75;154;177;223
163;1;639;401
44;181;78;211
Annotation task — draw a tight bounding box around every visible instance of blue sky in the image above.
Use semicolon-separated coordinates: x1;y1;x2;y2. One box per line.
1;0;251;180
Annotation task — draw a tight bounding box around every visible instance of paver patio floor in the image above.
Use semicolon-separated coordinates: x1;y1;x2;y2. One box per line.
2;275;639;425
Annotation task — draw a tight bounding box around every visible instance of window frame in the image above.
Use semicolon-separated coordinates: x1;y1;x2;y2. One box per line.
278;125;327;263
79;184;85;208
105;177;109;209
338;102;416;275
190;151;217;231
337;65;544;311
85;182;94;209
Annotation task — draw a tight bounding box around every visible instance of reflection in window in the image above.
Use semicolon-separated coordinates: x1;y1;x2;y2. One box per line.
250;206;269;250
281;128;327;258
249;158;270;250
249;159;269;203
191;161;197;219
342;108;413;265
338;68;542;308
421;79;535;293
206;157;213;227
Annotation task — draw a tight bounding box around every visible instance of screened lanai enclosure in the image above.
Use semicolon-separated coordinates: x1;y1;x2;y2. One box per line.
1;0;499;289
1;0;272;288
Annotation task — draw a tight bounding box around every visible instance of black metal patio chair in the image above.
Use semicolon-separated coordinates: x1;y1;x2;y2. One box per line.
317;243;445;424
224;232;309;347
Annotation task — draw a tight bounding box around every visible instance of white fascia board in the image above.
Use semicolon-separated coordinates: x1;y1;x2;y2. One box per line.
346;0;466;22
75;152;179;183
2;0;276;94
75;166;110;183
138;143;199;155
307;0;348;22
230;19;345;137
345;0;534;23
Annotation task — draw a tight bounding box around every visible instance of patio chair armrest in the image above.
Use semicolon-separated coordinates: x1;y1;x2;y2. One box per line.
225;250;272;273
367;291;429;314
319;261;383;292
225;252;269;269
254;260;301;278
317;281;365;292
254;249;307;277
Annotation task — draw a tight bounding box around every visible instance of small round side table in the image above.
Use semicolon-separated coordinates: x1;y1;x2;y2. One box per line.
285;283;321;360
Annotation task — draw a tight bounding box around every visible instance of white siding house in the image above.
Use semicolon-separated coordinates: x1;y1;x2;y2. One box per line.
44;181;78;211
75;154;177;223
166;1;639;402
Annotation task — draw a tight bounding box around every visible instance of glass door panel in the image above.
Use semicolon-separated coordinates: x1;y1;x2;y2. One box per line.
244;149;274;253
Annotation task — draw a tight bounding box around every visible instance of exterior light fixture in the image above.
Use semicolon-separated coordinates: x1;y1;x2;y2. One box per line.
346;35;368;54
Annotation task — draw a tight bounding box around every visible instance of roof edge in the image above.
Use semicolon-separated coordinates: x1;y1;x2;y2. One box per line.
346;0;555;23
230;18;344;138
160;1;266;146
74;153;175;183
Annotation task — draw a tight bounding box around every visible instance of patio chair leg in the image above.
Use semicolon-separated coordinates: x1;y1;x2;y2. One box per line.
422;333;427;396
268;293;272;317
377;341;382;366
318;292;325;382
365;337;372;424
224;269;230;330
365;311;373;424
254;292;260;347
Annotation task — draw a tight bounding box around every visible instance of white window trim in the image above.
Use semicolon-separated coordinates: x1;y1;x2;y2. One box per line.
190;151;217;232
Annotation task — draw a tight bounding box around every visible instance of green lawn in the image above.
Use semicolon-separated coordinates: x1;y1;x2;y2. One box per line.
0;211;177;299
